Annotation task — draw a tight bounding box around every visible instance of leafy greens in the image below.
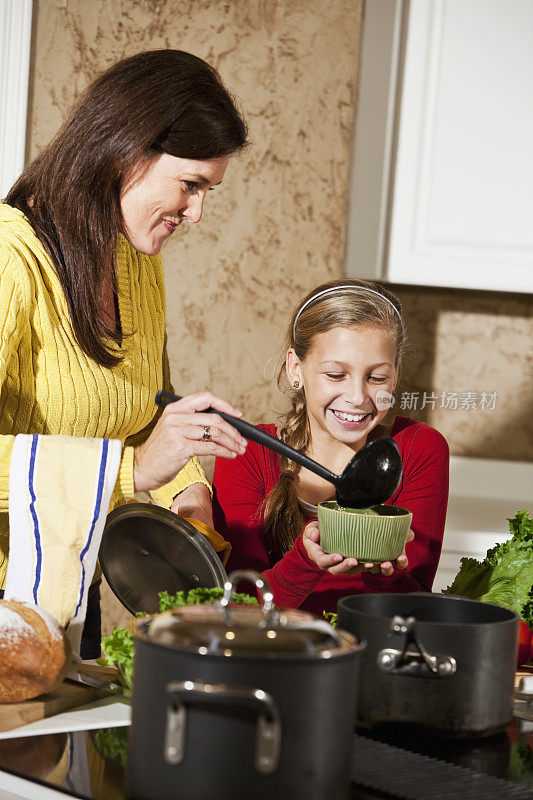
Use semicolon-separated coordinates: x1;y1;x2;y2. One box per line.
443;510;533;626
99;587;257;693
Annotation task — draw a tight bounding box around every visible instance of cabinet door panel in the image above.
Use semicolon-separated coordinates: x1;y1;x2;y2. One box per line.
0;0;33;198
386;0;533;292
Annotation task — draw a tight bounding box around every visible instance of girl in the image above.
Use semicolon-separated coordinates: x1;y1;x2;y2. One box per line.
213;279;449;613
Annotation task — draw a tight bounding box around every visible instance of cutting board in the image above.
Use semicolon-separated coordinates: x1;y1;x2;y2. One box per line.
0;681;109;732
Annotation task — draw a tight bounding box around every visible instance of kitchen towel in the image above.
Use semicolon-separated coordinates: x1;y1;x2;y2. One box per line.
127;495;232;566
4;434;122;654
184;517;231;567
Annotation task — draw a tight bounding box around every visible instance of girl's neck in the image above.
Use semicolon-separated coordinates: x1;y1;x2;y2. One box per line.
294;419;394;507
306;421;367;475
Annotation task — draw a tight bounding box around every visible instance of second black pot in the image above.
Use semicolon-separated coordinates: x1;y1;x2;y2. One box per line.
337;592;518;737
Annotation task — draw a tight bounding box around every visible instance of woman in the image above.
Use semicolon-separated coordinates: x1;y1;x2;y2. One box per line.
0;50;248;655
213;279;449;613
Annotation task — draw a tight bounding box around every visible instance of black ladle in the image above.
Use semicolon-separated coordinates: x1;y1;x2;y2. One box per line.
155;391;402;508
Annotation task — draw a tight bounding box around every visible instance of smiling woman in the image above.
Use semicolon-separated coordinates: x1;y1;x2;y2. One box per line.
213;279;450;614
120;153;230;256
0;49;248;657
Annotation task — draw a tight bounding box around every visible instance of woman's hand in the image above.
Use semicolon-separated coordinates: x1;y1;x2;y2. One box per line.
170;484;214;529
302;521;415;576
133;392;247;493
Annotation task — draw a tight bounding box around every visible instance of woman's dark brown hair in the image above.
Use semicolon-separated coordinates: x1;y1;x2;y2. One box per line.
6;50;248;366
263;278;405;561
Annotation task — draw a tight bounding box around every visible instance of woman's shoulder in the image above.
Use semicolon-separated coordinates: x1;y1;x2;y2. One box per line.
0;203;37;247
0;205;36;300
1;204;32;250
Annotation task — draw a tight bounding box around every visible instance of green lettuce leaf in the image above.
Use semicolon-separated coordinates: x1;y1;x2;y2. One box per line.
158;587;258;610
99;627;134;693
323;611;338;628
443;510;533;627
521;587;533;629
99;588;258;693
93;727;128;766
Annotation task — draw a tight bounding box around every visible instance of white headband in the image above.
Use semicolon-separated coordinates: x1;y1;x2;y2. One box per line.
293;284;402;339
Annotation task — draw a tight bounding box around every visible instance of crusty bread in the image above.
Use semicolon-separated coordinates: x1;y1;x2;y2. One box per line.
0;599;69;703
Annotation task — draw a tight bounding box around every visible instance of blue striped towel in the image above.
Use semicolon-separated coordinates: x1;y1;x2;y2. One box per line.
4;434;122;655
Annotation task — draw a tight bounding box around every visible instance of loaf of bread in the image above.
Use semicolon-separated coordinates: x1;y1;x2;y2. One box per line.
0;599;69;703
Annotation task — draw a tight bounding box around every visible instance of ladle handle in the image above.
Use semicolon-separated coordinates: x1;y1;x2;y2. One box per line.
155;390;337;484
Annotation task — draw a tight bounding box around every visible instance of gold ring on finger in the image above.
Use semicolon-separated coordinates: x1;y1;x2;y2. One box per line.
202;425;211;442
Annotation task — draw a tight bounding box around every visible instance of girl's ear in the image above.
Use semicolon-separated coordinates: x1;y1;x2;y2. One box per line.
286;349;302;387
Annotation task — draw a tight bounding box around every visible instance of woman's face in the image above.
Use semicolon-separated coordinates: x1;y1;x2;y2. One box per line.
120;153;230;255
287;325;399;452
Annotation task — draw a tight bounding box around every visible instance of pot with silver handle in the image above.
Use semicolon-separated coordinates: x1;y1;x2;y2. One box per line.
127;571;364;800
337;592;519;737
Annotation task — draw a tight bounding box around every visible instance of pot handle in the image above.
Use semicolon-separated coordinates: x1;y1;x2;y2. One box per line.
218;570;278;626
164;679;281;774
219;570;340;647
376;615;457;678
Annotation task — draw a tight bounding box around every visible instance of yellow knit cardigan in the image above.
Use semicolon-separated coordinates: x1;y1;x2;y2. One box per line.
0;203;210;589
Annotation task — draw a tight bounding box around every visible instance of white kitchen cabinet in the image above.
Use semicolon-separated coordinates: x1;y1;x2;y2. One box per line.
0;0;33;200
346;0;533;293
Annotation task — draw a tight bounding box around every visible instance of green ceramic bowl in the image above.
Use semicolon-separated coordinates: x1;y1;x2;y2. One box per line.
317;501;412;563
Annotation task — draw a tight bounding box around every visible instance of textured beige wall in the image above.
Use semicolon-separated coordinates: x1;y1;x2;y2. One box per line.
25;1;532;633
390;285;532;461
27;0;532;468
27;0;361;416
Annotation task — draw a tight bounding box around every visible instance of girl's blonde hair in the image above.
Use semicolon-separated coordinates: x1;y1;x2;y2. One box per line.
263;278;405;561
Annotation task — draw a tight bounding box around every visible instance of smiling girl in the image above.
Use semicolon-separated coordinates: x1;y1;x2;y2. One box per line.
213;279;449;613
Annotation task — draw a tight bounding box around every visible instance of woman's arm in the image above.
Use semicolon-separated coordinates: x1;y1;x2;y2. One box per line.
0;249;32;510
171;483;213;528
0;247;135;512
119;334;212;511
117;331;246;522
148;334;213;509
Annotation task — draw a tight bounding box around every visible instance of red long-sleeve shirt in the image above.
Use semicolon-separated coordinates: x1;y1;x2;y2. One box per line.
213;416;449;614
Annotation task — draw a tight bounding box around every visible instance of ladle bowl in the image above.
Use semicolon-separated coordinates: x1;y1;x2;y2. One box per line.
156;391;403;508
333;436;403;507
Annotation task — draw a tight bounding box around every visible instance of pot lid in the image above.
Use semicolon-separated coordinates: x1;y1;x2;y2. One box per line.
144;571;344;657
99;504;227;615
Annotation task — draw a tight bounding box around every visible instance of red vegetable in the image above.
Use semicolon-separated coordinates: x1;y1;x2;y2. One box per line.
517;620;533;667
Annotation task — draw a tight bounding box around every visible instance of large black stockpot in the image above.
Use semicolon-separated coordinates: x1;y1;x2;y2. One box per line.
127;572;363;800
337;592;519;737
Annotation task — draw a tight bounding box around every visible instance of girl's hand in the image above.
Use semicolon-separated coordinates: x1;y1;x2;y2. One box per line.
133;392;247;493
302;522;414;576
367;529;414;575
171;483;214;529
